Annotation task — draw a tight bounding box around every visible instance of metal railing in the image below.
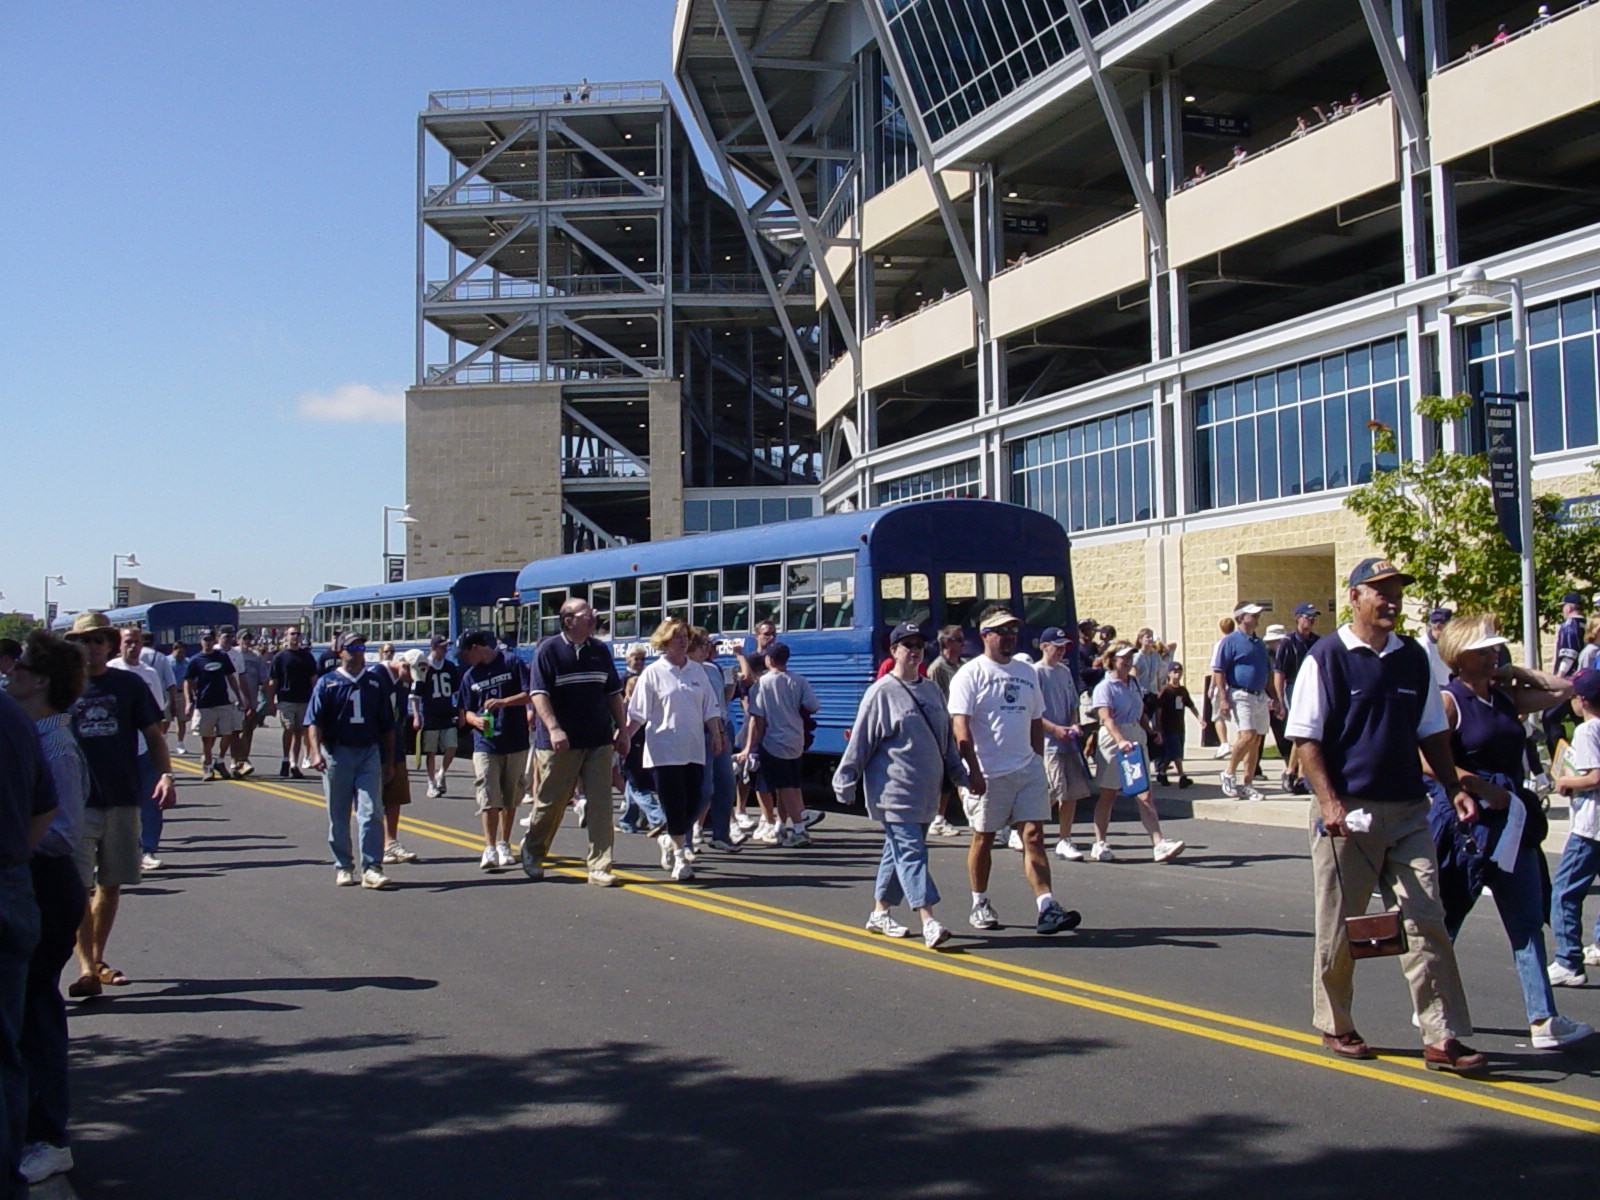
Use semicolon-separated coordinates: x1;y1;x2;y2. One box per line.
427;274;665;302
424;177;664;206
1435;1;1587;74
561;455;649;480
428;81;667;110
427;357;665;384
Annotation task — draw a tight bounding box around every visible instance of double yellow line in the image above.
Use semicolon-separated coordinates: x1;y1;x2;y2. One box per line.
172;761;1600;1136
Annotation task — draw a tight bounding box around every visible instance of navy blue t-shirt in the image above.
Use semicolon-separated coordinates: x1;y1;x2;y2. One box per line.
187;649;237;709
72;667;162;809
0;690;57;867
270;647;318;704
416;658;463;731
529;635;621;751
307;666;394;751
457;653;531;755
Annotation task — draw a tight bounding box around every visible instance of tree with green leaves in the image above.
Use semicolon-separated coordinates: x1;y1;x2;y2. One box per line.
0;613;41;642
1344;392;1600;642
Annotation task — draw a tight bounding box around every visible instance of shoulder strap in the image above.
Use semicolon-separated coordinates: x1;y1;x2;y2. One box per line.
890;676;950;761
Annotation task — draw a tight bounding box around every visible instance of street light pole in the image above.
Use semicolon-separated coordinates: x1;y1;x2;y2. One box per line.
382;505;419;582
43;575;65;625
110;553;139;610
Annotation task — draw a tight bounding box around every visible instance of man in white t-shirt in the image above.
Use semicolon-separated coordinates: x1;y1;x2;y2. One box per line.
948;608;1080;937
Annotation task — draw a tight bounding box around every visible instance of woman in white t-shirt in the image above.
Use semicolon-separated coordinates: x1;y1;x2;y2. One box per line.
1088;642;1184;865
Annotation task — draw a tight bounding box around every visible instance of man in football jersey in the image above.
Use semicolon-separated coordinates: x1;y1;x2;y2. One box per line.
305;634;395;889
413;634;462;798
184;631;249;782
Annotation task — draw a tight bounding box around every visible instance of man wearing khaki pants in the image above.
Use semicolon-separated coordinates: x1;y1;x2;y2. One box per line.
521;599;630;887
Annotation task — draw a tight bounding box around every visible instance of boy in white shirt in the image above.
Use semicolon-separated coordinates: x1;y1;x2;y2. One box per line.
1550;669;1600;985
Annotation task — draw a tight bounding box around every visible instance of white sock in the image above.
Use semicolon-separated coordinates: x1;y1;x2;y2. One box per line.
1036;892;1056;914
971;891;988;906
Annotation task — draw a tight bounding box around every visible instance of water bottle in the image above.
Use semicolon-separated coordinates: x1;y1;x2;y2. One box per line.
481;708;496;740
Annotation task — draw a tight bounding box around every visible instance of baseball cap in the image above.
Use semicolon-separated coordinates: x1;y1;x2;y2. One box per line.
1234;603;1266;618
1562;591;1586;608
1039;626;1070;645
1348;557;1415;588
1263;623;1287;642
979;611;1022;632
334;632;368;653
458;629;494;653
889;621;926;647
399;648;426;668
199;629;216;641
1574;669;1600;703
1293;602;1321;618
1429;607;1455;624
1077;618;1098;632
430;633;448;647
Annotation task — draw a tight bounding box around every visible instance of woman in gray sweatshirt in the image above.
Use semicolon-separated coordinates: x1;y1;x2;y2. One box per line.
833;622;968;950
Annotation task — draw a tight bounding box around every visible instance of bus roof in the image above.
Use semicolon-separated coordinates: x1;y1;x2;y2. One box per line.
515;500;1056;590
311;570;520;608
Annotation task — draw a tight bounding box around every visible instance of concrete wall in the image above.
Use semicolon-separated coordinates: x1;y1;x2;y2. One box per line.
991;213;1146;339
648;381;684;540
405;382;564;576
861;290;977;390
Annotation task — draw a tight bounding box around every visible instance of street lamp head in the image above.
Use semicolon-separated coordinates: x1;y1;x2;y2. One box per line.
1441;265;1513;319
396;515;420;526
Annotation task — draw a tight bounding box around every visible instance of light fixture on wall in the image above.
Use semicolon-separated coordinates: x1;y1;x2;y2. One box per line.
1216;558;1231;574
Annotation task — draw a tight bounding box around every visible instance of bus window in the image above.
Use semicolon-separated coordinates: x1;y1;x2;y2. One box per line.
752;597;781;628
878;573;930;629
540;588;567;638
723;564;751;600
615;577;638;607
754;562;782;596
638;577;663;632
518;601;539;646
785;558;819;631
666;573;689;604
614;608;639;639
721;599;750;632
495;599;520;644
402;599;418;643
432;596;451;639
591;582;613;625
821;555;855;629
1021;575;1069;629
692;571;719;633
943;572;1012;630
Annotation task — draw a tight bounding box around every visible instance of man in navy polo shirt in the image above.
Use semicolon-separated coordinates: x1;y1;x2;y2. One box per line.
305;633;395;890
1211;603;1280;802
1288;557;1488;1074
455;631;531;872
523;598;628;886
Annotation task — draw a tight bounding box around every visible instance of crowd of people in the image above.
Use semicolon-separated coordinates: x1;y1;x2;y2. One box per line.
7;554;1600;1190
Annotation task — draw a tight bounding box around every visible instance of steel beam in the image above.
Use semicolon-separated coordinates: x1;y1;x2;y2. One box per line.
549;312;659;377
549;117;659;196
1356;0;1429;173
425;311;537;384
427;213;539;301
549;214;664;294
426;117;538;207
562;402;651;471
751;0;832;56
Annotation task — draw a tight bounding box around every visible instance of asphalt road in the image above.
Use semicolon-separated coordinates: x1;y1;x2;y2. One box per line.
53;744;1600;1199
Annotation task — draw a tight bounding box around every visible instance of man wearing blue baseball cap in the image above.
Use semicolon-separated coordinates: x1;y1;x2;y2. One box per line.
1288;557;1488;1073
1544;592;1589;756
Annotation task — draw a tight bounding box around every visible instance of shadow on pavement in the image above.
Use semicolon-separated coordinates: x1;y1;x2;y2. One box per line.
65;1030;1596;1199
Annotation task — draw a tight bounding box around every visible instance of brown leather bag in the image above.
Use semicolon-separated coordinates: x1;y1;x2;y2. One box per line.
1345;910;1406;959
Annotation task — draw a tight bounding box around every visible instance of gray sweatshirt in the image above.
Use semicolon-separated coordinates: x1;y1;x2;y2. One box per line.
832;674;968;822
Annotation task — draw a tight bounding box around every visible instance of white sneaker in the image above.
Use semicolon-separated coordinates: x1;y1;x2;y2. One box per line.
573;797;588;826
729;824;750;845
360;867;394;889
865;910;910;938
1219;772;1239;798
1153;838;1186;863
968;898;1000;929
658;832;676;872
753;821;779;845
383;842;419;864
19;1142;73;1184
735;812;758;831
435;776;448;796
140;854;163;871
1531;1014;1593;1049
1212;746;1230;759
1055;839;1084;861
923;919;952;949
1238;785;1264;802
1006;828;1024;851
681;840;698;864
334;868;357;887
495;842;515;869
520;812;533;827
172;744;188;757
671;850;695;881
1583;944;1600;967
1089;840;1116;862
800;808;826;829
1548;960;1588;987
927;816;953;836
425;782;441;799
480;847;499;871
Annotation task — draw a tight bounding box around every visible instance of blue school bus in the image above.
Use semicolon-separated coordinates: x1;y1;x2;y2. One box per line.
53;600;239;648
309;571;520;656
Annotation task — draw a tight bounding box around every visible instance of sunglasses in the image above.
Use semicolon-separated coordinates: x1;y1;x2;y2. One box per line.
898;640;927;651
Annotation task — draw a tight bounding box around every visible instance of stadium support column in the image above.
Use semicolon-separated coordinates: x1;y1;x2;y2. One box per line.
648;381;684;540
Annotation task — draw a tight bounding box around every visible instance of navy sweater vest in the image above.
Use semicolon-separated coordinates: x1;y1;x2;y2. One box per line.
1306;633;1433;801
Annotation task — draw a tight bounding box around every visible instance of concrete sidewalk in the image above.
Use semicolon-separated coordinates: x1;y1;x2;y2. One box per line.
1150;759;1575;851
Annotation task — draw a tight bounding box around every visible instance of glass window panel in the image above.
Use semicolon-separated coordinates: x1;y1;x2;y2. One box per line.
1530;301;1560;344
591;583;612;617
1068;456;1086;531
1350;388;1376;480
1299;361;1322;400
1132;405;1151;440
666;574;689;603
722;565;751;597
788;498;813;519
1323;393;1349;488
1083;420;1100;453
664;603;690;626
761;498;787;524
684;501;708;533
1563;295;1594;336
720;600;749;632
1300;404;1324;491
1256;412;1280;502
1037;461;1055;517
736;499;761;528
1024;436;1040;468
692;572;719;605
615;577;637;606
1194;390;1211;425
1348;346;1371;386
1532;344;1565;453
693;604;719;634
785;598;818;630
1235;418;1258;505
1278;367;1299;406
1054;461;1071;524
1192;427;1213;510
709;500;736;531
786;559;818;596
1215;384;1234;421
1257;371;1276;409
1214;423;1236;508
1564;338;1599;450
638;578;662;609
1323;353;1346;394
1116;445;1135;522
754;563;782;594
1115;409;1132;445
1280;407;1301;495
1372;337;1397;381
1084;455;1102;528
1133;442;1153;520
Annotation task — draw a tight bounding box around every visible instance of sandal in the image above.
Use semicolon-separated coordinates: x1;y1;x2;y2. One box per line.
95;962;130;987
67;973;102;999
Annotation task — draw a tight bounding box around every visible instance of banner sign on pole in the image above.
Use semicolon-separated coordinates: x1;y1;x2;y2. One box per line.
1481;391;1525;554
386;557;406;584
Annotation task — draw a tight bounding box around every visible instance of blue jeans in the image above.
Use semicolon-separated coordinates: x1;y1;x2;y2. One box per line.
1551;832;1600;968
874;821;939;910
0;862;41;1200
323;744;383;872
700;740;735;840
619;780;665;833
24;854;84;1148
1446;842;1557;1023
138;752;163;854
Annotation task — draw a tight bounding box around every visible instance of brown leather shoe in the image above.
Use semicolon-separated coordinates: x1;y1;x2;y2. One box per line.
1423;1039;1489;1074
1321;1030;1375;1060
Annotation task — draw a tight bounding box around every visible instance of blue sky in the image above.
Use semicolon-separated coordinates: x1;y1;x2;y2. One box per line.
1;0;677;618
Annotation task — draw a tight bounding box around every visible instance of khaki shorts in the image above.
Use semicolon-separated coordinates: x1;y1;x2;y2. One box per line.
74;806;143;889
197;705;242;737
421;727;458;754
963;758;1051;832
276;701;308;729
473;751;526;813
1045;747;1094;804
1229;688;1272;736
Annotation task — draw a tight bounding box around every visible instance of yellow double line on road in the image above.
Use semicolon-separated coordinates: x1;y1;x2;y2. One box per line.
175;762;1600;1136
